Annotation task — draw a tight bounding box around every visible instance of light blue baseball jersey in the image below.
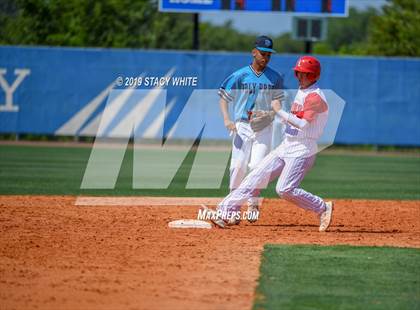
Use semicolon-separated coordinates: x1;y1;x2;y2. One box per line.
219;65;284;121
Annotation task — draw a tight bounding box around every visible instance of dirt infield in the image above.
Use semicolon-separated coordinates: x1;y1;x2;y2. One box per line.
1;196;419;310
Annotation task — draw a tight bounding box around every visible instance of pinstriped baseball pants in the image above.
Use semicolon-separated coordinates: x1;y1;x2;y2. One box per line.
218;151;327;215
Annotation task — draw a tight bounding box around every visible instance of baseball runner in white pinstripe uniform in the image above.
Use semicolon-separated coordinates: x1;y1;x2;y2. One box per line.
203;56;334;232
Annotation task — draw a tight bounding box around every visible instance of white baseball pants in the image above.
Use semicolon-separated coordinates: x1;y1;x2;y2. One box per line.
230;121;272;206
219;151;327;215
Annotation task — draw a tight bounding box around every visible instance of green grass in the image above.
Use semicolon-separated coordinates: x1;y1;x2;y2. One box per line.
301;154;420;199
0;144;419;199
254;245;420;310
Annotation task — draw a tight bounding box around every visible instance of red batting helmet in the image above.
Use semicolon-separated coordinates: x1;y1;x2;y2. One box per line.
293;56;321;82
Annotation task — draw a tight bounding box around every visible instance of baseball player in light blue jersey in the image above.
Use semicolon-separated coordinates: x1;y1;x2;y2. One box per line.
218;35;284;224
204;56;333;232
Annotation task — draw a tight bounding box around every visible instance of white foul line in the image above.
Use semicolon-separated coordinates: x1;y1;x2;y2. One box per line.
75;196;264;206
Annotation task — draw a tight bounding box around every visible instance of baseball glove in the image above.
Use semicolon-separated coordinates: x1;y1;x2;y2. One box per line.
250;111;275;132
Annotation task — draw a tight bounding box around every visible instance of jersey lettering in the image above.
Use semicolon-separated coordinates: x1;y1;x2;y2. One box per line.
219;65;283;121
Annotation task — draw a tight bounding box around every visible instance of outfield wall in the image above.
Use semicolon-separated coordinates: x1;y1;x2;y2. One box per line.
0;46;419;145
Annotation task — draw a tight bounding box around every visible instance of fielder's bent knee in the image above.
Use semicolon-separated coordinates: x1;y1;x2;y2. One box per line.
248;162;257;171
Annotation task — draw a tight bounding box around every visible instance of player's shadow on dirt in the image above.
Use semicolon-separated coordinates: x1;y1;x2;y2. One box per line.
250;224;402;234
332;225;403;233
250;223;318;228
331;228;402;234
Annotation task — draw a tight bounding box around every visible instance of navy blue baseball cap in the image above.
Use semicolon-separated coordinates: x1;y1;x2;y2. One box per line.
255;35;276;53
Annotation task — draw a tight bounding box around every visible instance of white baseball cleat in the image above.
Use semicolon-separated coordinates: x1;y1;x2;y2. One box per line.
246;204;260;223
200;205;226;228
319;201;334;232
